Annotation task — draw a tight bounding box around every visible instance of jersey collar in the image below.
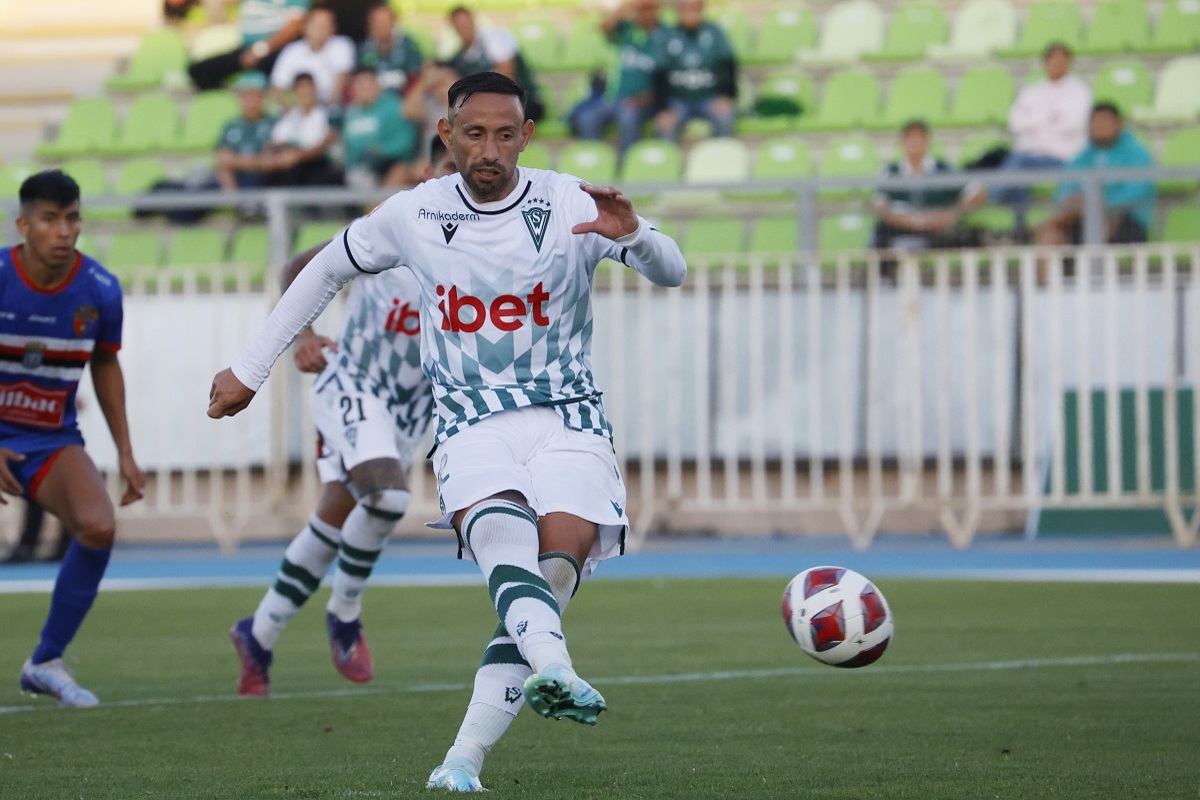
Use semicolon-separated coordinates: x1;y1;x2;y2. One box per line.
454;170;532;215
11;245;83;295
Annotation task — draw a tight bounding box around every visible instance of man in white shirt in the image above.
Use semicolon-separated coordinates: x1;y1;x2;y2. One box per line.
264;73;341;187
270;7;356;107
990;42;1092;231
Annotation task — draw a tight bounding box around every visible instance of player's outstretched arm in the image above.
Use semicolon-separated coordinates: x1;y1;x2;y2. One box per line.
572;184;687;288
90;350;146;506
282;241;339;374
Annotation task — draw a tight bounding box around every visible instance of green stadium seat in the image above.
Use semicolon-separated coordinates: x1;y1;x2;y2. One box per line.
1160;205;1200;242
746;7;817;64
997;2;1083;58
559;18;609;72
518;141;553;171
945;66;1014;127
230;225;270;270
797;70;880;131
748;215;800;264
868;66;948;130
1158;129;1200;193
558;140;617;184
620;140;683;185
709;7;752;57
819;213;872;254
1092;61;1153;117
105;93;179;156
106;28;188;91
0;163;38;200
681;215;746;260
188;24;242;61
736;70;813;134
929;0;1016;59
963;206;1017;233
800;0;885;64
36;97;117;159
957;132;1009;167
165;228;230;290
1080;0;1151;55
684;138;750;185
867;2;948;61
819;135;878;199
512;19;562;72
175;91;240;153
752;137;814;181
60;158;108;200
74;232;102;262
1134;56;1200;124
294;222;344;253
105;230;163;287
1146;0;1200;54
115;157;168;197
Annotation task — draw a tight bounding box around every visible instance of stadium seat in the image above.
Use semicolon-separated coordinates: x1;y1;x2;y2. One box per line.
188;24;242;61
748;215;800;264
105;230;163;287
518;141;553;171
944;65;1014;127
797;70;881;131
746;7;817;64
294;222;344;253
800;0;885;64
75;232;102;262
35;97;117;159
1080;0;1151;55
1134;57;1200;124
105;93;179;156
867;1;948;61
818;213;872;255
230;225;270;271
60;157;108;200
106;28;188;91
558;140;617;185
736;71;814;134
165;228;229;290
681;215;747;261
114;157;168;197
957;132;1009;167
709;6;752;57
1091;61;1153;117
929;0;1016;59
1160;205;1200;242
0;162;37;199
559;18;609;72
819;134;878;199
684;138;750;185
1147;0;1200;53
997;2;1084;58
620;140;683;185
1158;129;1200;193
512;19;562;72
752;137;814;181
868;66;948;130
175;91;240;153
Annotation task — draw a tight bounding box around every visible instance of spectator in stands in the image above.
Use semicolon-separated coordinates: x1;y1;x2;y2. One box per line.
445;6;545;121
263;72;342;187
358;2;425;95
651;0;737;141
404;62;463;147
341;67;423;189
990;42;1091;231
871;120;984;251
270;7;356;107
569;0;663;154
1034;103;1155;248
187;0;308;91
215;71;279;192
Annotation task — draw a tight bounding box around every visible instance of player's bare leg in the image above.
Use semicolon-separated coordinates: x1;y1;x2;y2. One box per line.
20;446;116;707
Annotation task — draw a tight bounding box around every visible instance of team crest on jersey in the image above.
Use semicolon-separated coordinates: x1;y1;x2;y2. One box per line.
73;305;99;338
22;342;46;370
522;206;551;252
345;426;358;449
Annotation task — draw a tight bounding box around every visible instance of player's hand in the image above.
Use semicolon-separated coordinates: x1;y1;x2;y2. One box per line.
0;447;25;504
118;451;146;507
572;184;639;240
208;368;257;419
293;329;337;373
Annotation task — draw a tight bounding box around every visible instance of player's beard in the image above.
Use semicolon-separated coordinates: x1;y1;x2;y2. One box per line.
462;158;513;203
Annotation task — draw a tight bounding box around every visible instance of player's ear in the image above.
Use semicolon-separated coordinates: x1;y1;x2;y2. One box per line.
437;117;452;149
520;118;534;149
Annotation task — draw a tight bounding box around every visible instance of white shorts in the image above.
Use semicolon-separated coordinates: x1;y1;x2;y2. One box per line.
311;380;423;486
429;405;628;578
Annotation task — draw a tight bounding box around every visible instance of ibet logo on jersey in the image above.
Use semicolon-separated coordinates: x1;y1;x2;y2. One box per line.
0;380;67;429
436;283;551;333
384;299;421;335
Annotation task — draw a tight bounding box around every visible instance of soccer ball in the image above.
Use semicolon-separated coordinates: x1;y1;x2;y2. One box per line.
781;566;893;668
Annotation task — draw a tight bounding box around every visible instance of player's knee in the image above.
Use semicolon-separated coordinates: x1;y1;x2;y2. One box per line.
73;514;115;550
539;552;581;613
358;487;411;523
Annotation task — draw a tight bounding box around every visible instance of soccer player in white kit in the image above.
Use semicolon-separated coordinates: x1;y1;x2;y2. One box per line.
229;139;457;697
208;72;687;791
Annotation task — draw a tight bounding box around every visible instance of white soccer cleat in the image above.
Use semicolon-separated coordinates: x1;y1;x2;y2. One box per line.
19;657;99;708
426;760;486;792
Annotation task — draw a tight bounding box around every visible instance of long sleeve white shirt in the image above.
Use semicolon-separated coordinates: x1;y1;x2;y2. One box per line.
1007;74;1092;162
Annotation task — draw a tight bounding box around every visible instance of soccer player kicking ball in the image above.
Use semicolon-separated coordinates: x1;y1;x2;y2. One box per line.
231;139;456;697
208;72;686;790
1;171;145;706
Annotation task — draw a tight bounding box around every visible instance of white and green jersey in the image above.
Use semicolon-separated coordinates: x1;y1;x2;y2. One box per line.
232;166;686;446
316;267;431;440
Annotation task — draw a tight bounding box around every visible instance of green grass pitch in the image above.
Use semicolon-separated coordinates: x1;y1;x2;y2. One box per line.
1;577;1198;799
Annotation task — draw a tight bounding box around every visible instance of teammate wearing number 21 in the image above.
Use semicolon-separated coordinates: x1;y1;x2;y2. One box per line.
208;72;687;791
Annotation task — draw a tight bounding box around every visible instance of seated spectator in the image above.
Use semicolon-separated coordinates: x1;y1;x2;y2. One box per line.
188;0;308;91
652;0;737;141
263;72;342;187
341;67;422;189
871;120;984;251
570;0;663;155
1035;103;1155;248
446;6;545;121
358;2;425;95
404;62;463;146
215;72;279;192
990;43;1091;231
270;7;356;107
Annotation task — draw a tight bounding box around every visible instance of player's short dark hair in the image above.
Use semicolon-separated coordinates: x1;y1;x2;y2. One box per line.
901;118;930;136
430;134;448;167
292;72;316;88
1043;41;1072;60
447;71;526;115
1091;101;1122;119
19;170;80;209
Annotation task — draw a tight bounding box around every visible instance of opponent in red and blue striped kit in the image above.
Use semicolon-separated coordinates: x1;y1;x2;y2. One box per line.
1;170;145;707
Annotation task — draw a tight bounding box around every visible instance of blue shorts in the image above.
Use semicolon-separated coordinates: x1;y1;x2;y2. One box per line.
1;428;85;500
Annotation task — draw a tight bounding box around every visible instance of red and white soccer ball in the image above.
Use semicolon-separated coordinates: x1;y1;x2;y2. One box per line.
782;566;894;668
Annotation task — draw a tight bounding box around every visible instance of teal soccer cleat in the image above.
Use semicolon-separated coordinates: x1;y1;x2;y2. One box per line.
426;760;485;792
522;664;607;725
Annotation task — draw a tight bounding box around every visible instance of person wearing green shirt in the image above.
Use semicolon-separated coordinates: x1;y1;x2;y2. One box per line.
341;67;422;188
570;0;662;154
446;6;545;122
188;0;309;91
358;3;425;95
216;72;280;191
651;0;737;141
